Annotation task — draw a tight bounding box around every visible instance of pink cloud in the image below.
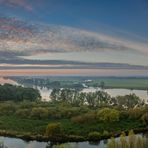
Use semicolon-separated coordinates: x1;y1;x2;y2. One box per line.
0;0;33;11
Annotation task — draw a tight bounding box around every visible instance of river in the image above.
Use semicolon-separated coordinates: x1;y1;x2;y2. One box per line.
0;77;148;102
0;133;147;148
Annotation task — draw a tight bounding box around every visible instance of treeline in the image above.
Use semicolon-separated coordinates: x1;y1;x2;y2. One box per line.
0;84;41;101
50;89;144;108
10;77;84;89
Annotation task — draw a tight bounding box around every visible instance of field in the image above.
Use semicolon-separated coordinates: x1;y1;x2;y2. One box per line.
86;77;148;90
9;76;148;90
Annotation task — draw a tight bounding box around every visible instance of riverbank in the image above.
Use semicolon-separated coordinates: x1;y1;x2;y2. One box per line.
0;127;147;143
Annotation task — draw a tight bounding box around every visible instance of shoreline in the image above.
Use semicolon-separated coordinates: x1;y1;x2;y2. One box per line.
0;127;147;143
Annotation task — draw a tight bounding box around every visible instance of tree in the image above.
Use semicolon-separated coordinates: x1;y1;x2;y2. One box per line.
30;107;49;119
120;132;129;148
50;89;60;102
45;123;61;137
141;113;148;124
106;130;148;148
116;94;142;108
128;130;136;148
107;137;117;148
0;84;41;101
88;131;101;140
128;108;143;119
100;81;105;90
97;108;119;122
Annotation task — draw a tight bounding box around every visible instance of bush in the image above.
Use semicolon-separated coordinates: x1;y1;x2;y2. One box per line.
97;108;119;122
45;123;61;137
71;112;96;124
103;130;109;137
15;109;30;118
141;113;148;124
88;131;101;140
128;108;144;119
30;107;49;119
0;104;16;115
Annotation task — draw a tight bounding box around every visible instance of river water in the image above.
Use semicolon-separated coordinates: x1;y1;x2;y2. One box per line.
0;136;107;148
0;77;148;102
0;133;147;148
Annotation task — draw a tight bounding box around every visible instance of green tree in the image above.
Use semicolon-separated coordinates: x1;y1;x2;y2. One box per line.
107;137;117;148
128;130;136;148
88;131;101;140
30;107;49;119
141;113;148;124
97;108;119;122
45;123;61;137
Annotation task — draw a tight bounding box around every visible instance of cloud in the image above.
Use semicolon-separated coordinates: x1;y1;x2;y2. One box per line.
0;0;33;11
1;56;148;71
0;16;148;60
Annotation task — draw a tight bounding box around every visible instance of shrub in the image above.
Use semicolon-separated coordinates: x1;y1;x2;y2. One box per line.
0;104;16;115
128;108;143;119
30;107;49;119
88;131;101;140
103;130;109;137
97;108;119;122
71;112;96;124
45;122;61;137
15;109;30;118
141;113;148;124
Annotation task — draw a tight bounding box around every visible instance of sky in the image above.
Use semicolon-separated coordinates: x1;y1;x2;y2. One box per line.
0;0;148;76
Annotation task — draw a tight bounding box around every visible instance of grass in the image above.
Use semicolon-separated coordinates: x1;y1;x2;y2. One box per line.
83;77;148;90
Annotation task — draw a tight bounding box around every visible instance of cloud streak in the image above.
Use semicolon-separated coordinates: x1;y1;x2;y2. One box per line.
1;16;148;59
0;0;33;11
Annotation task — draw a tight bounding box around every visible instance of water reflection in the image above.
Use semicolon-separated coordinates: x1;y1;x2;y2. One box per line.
0;136;113;148
0;133;148;147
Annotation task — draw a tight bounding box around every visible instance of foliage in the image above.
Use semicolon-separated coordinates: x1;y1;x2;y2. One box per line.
116;94;143;108
128;108;144;119
102;130;109;136
0;84;41;101
141;113;148;124
52;144;78;148
15;109;30;118
30;107;49;119
50;89;112;108
88;131;101;140
71;112;96;124
97;108;119;122
107;130;148;148
45;123;61;137
50;88;143;109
